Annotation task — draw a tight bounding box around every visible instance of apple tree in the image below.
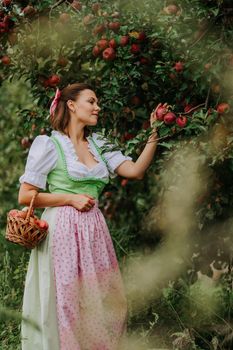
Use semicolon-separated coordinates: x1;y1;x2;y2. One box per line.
0;0;233;348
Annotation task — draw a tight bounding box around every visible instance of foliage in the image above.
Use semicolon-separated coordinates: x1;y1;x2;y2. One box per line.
0;0;233;348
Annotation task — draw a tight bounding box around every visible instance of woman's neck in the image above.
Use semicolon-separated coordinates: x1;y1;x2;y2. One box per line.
65;125;87;144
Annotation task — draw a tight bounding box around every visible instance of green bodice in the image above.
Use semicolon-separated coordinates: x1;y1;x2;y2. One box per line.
47;135;109;199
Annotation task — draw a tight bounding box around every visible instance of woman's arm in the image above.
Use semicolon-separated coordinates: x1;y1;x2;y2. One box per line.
115;106;160;180
18;183;96;211
115;133;158;179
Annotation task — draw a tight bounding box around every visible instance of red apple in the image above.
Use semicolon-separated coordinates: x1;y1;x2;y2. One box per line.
138;32;146;41
59;13;70;23
102;47;116;61
120;35;129;46
130;43;140;54
3;0;12;6
21;137;31;148
164;112;176;124
156;104;168;121
92;3;100;13
22;5;36;17
109;38;117;49
48;74;60;87
3;15;14;29
174;61;184;72
17;211;27;219
83;14;94;25
57;56;68;67
130;95;141;106
92;24;105;35
9;209;20;217
169;72;176;80
204;63;212;70
176;116;188;128
108;21;120;32
121;178;128;187
1;55;11;65
31;123;36;131
211;84;220;94
71;0;82;11
37;220;49;230
124;132;134;141
140;57;150;65
142;121;150;130
164;4;179;15
0;22;8;34
96;39;108;50
92;45;101;57
217;103;230;114
40;128;47;135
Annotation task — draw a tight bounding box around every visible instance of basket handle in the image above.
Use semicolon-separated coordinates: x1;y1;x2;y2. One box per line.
25;191;38;222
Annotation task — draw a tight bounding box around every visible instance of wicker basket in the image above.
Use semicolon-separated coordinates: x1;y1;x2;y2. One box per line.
5;193;48;249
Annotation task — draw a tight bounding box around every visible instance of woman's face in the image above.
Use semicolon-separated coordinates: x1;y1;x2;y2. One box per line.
68;89;101;126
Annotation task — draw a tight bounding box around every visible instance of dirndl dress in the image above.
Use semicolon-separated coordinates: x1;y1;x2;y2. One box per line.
19;130;132;350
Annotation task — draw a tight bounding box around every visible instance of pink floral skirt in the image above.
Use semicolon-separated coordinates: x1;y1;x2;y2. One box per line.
21;201;127;350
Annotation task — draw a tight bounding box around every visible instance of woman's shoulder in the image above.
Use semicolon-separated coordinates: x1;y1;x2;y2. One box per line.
91;131;106;145
32;133;54;144
29;134;57;155
91;132;116;151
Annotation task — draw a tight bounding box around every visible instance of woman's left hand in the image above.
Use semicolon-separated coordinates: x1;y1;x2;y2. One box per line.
150;103;161;129
150;102;169;127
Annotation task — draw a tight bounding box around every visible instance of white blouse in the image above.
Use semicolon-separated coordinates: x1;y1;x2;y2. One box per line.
19;130;132;190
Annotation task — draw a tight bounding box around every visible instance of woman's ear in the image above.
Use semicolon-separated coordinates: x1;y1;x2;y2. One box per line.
67;99;75;113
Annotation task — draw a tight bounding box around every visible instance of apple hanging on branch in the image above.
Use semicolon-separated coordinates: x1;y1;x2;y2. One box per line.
176;116;188;128
102;47;116;61
217;102;230;115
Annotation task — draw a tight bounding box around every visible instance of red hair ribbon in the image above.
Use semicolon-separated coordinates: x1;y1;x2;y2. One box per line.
50;88;61;116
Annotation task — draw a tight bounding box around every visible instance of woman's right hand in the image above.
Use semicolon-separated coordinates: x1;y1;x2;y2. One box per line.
69;193;96;212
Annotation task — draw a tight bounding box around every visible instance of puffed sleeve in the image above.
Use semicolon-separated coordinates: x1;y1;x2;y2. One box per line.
19;135;58;190
93;133;133;178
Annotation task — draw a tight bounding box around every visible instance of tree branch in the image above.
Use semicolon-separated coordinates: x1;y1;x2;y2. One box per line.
179;103;206;116
51;0;66;10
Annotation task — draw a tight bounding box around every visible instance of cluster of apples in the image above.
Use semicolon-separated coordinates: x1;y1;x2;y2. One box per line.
3;0;35;17
92;31;129;61
9;209;49;230
0;1;15;49
155;104;188;128
0;13;14;35
92;31;148;61
39;74;61;88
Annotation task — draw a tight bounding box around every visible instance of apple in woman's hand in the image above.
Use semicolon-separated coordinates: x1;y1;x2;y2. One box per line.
155;103;168;121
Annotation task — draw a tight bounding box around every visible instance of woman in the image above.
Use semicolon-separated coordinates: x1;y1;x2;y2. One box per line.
18;82;159;350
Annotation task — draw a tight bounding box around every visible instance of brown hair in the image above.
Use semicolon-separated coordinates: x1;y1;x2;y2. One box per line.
50;82;94;137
